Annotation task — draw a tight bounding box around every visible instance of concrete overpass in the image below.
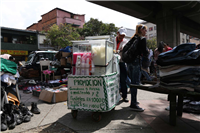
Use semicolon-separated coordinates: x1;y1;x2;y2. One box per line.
89;1;200;47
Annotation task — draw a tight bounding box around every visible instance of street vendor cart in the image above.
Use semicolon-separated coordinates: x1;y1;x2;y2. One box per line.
67;36;121;121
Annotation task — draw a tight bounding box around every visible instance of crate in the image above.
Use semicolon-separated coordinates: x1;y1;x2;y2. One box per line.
32;90;41;97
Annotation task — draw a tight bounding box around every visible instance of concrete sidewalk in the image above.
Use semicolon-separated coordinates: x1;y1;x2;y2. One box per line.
2;88;200;133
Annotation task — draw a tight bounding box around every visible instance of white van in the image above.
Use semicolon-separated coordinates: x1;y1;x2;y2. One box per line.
25;50;58;66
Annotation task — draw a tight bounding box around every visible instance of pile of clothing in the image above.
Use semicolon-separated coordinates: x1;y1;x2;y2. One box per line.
1;57;40;131
157;43;200;92
1;57;19;105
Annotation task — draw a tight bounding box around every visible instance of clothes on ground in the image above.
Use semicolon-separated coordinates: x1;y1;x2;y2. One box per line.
1;58;18;75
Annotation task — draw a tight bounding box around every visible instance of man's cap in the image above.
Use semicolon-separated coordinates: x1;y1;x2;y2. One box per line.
118;28;127;36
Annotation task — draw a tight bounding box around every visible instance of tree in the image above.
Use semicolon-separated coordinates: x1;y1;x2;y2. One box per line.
77;18;118;38
146;37;157;50
45;24;81;50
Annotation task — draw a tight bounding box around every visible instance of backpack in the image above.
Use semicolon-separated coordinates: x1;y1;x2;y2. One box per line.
122;36;140;63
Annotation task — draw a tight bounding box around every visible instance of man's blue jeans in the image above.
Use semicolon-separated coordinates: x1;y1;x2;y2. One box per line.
119;62;128;99
127;58;141;106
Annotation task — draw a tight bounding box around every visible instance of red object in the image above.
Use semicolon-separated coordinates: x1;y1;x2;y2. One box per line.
165;47;172;51
116;38;122;50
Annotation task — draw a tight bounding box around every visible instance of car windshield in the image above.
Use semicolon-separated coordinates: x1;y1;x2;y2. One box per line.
27;53;35;62
37;53;56;61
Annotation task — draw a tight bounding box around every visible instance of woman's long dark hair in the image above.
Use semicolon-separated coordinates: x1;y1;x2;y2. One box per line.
158;41;164;53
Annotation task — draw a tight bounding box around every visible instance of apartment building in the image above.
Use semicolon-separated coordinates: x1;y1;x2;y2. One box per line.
140;22;189;44
27;8;85;31
1;27;38;61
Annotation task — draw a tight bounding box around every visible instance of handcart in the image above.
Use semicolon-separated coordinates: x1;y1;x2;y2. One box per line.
68;36;121;121
67;71;121;121
67;50;121;121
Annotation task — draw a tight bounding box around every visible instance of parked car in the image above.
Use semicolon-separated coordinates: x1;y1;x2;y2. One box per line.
21;50;58;79
25;50;58;67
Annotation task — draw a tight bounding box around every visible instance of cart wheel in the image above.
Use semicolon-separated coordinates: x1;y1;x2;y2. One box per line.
71;110;78;119
92;112;102;122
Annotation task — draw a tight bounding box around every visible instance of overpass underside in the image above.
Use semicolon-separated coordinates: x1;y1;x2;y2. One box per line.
89;1;200;47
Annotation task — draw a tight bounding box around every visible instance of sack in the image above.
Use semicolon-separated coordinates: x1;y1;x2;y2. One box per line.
122;36;140;63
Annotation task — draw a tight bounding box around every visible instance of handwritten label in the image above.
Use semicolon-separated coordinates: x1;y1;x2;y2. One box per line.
68;75;120;111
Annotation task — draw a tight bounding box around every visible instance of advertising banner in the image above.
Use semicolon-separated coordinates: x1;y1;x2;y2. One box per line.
1;50;28;55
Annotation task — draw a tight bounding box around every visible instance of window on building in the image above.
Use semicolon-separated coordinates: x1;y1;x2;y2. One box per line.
2;33;12;43
12;38;17;44
71;14;74;19
76;16;79;19
154;26;156;30
149;33;153;39
1;35;3;42
149;27;153;32
182;38;185;43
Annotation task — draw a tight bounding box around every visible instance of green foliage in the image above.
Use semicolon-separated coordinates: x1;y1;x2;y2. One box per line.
146;37;157;50
46;24;81;50
77;18;118;38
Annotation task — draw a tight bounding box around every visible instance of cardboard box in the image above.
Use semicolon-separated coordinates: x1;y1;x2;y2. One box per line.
60;57;66;66
62;52;71;57
39;89;68;103
54;75;61;80
67;57;72;64
39;90;54;103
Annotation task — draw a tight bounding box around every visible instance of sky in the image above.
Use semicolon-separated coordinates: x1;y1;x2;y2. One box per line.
0;0;143;30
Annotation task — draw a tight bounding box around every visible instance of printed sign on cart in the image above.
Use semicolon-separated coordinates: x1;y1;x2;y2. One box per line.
68;73;120;112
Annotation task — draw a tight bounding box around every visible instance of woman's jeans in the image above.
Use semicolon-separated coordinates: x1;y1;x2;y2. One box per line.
141;70;152;81
119;62;128;99
127;58;141;106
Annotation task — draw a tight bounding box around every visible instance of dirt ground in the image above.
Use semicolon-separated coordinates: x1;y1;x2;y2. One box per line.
21;122;77;133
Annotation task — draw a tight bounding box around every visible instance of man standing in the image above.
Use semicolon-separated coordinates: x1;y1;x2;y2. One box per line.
114;27;129;102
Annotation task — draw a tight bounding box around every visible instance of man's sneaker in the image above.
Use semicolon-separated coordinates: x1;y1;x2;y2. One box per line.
122;98;129;103
130;105;144;112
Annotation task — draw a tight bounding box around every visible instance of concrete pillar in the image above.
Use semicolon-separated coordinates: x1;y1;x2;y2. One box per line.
156;8;180;48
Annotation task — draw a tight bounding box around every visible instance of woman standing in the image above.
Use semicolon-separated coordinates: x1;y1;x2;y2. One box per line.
127;24;149;112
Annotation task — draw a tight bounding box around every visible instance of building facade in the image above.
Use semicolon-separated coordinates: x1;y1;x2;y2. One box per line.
125;28;135;41
1;27;39;61
37;32;55;51
189;36;200;45
27;8;85;31
141;22;189;44
1;27;55;62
